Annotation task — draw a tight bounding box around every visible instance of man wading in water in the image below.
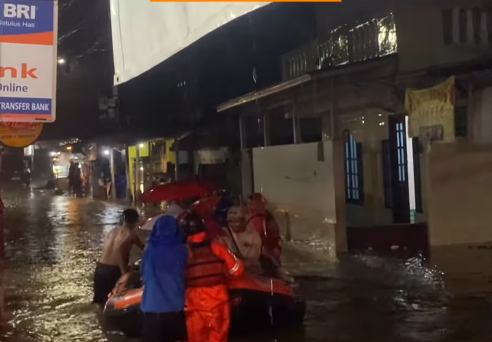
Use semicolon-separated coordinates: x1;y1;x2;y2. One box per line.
93;209;144;305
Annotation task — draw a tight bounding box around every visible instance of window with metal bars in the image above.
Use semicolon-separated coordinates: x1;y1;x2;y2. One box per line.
383;137;423;212
396;122;406;183
345;135;364;204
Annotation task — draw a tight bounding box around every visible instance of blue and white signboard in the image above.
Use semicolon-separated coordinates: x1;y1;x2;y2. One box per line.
0;0;57;122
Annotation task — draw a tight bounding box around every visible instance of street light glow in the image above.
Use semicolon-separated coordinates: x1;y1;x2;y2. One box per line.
50;151;56;156
57;58;65;64
139;143;144;148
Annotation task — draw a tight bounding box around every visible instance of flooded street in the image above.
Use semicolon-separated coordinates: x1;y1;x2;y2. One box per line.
2;188;492;341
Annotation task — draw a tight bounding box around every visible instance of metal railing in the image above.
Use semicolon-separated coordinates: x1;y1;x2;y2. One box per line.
282;13;397;81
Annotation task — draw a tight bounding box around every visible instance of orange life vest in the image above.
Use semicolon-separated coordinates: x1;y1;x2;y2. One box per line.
186;240;227;288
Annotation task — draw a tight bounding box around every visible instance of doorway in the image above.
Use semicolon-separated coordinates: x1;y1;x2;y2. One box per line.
384;114;421;224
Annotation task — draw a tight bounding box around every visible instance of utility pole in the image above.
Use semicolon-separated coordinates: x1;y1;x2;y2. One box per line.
30;147;34;178
174;139;180;181
124;147;131;202
135;147;141;202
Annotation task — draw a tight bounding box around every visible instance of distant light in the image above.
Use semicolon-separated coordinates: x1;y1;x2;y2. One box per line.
58;58;65;64
103;150;110;155
66;146;72;151
56;152;61;156
140;167;144;171
24;145;34;156
139;143;144;148
50;151;56;156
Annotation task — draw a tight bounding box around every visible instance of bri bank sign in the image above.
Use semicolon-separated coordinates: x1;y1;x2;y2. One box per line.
0;0;57;123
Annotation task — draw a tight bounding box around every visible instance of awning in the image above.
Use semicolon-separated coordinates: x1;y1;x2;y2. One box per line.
216;55;399;113
110;2;270;85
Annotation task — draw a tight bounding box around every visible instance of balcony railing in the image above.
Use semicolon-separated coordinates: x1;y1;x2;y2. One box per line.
281;41;318;80
282;13;398;80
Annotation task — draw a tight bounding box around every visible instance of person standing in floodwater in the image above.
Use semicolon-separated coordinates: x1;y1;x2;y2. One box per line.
73;163;82;197
93;209;144;305
183;212;244;342
141;214;188;342
68;161;75;196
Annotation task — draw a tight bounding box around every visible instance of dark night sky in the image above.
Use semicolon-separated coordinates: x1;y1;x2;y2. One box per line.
42;1;317;141
41;0;113;140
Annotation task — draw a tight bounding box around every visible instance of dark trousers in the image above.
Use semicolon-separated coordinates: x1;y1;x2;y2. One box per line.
93;262;122;305
142;311;187;342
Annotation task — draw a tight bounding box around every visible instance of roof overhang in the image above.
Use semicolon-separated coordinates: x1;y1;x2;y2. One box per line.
216;55;400;113
216;74;312;113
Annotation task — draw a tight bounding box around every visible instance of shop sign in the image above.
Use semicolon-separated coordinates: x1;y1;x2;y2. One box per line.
0;122;43;147
0;0;58;122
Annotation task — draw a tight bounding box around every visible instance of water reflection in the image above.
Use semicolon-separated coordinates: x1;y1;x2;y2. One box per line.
1;189;492;341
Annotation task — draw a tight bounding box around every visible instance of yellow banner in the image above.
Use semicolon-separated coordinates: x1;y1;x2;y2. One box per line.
405;76;455;143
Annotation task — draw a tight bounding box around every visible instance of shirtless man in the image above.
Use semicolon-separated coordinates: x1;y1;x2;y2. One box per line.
93;209;144;305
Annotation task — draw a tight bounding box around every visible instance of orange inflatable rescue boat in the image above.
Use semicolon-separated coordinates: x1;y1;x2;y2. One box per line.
103;260;305;337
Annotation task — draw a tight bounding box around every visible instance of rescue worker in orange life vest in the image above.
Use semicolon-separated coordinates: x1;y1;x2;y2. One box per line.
181;212;244;342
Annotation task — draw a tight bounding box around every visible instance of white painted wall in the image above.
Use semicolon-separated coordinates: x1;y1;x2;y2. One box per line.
253;143;336;219
427;142;492;246
252;141;347;259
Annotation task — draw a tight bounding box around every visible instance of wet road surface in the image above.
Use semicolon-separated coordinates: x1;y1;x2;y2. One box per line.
2;188;492;341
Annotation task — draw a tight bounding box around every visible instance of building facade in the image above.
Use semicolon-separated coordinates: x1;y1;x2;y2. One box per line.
218;0;492;274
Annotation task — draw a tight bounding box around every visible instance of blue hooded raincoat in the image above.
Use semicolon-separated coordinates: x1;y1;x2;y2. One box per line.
141;215;188;313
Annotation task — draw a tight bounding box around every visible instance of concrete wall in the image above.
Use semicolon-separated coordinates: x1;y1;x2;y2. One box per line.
426;141;492;292
251;141;347;259
422;86;492;247
396;0;490;72
427;142;492;246
470;87;492;145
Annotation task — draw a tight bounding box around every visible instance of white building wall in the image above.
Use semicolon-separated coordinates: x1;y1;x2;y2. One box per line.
251;141;347;259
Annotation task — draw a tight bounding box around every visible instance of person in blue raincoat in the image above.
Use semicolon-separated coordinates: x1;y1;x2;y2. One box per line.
141;215;189;342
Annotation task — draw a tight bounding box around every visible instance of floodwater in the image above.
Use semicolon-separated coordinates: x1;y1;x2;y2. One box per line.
1;187;492;341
